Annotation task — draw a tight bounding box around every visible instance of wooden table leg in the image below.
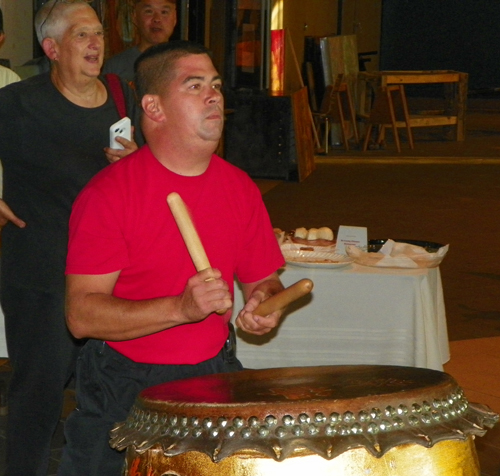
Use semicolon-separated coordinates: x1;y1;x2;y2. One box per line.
456;72;468;141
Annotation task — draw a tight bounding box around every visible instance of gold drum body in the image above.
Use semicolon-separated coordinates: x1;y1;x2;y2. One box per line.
124;438;480;476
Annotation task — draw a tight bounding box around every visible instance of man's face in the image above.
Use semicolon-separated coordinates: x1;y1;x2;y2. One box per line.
53;6;104;79
134;0;177;51
159;54;224;145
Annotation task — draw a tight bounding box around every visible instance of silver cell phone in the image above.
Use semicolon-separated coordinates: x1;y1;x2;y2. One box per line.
109;117;132;149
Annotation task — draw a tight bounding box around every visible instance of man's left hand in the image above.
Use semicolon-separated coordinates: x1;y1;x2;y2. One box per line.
235;289;282;336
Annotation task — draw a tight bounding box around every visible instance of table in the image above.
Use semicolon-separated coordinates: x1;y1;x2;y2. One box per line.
358;70;468;141
232;263;449;371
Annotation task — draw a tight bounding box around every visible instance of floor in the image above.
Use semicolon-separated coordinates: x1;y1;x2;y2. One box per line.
0;359;73;475
1;100;500;474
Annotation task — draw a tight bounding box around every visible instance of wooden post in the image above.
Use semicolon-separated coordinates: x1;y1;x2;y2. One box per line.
285;30;322;150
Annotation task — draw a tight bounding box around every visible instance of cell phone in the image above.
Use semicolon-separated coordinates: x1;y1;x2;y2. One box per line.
109;117;132;150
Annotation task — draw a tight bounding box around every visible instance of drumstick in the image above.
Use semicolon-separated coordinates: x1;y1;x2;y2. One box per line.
254;279;314;316
166;192;228;314
167;192;211;271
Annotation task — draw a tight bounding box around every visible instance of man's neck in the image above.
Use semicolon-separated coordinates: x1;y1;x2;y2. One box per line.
149;140;216;177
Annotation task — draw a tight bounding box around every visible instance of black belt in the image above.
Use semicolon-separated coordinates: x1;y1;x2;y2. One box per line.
222;323;238;364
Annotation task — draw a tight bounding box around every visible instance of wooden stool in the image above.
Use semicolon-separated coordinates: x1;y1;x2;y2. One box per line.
361;84;414;153
313;75;359;152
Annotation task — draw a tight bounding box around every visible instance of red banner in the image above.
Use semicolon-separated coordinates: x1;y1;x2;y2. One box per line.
271;29;285;95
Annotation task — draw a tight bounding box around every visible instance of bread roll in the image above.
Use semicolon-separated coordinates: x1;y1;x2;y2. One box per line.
294;227;308;239
318;226;334;241
307;228;319;240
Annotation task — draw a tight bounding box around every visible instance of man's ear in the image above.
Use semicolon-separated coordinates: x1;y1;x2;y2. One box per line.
41;37;58;61
141;94;165;122
0;33;5;48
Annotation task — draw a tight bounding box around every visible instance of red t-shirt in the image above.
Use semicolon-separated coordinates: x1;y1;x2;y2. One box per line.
66;146;284;364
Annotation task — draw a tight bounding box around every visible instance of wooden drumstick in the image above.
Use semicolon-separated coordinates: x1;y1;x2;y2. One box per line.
166;192;228;314
254;279;314;316
167;192;211;271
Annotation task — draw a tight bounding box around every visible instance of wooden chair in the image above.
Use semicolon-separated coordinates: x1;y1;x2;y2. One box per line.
313;75;359;152
361;84;414;153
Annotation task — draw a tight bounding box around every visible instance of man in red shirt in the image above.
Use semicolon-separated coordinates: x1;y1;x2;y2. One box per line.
58;41;285;475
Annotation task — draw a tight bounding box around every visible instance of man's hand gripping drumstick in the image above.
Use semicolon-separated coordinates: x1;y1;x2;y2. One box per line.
253;279;314;316
167;192;231;316
235;279;314;335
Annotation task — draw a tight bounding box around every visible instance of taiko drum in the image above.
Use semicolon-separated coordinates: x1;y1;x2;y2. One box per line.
110;365;498;475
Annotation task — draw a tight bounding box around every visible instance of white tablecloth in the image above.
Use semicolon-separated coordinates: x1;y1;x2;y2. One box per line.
232;263;449;371
0;263;450;364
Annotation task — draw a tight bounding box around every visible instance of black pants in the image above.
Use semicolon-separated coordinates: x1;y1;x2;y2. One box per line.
57;335;243;476
0;284;82;476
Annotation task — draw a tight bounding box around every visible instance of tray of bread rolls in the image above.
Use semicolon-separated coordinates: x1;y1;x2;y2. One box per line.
276;227;354;269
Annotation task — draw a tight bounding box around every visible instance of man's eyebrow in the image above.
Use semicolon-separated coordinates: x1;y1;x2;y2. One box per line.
182;74;223;84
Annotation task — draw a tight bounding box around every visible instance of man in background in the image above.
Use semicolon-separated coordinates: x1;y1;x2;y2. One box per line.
102;0;177;84
0;7;20;88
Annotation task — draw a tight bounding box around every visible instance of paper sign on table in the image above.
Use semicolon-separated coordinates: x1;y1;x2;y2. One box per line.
336;225;367;254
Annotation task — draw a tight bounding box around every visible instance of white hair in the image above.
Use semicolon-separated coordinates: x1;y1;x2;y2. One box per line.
34;0;92;45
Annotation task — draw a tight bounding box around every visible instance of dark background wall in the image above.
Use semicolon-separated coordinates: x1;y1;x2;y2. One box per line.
380;0;500;92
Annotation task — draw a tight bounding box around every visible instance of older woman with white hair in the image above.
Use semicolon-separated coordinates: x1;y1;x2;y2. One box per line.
0;1;142;474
